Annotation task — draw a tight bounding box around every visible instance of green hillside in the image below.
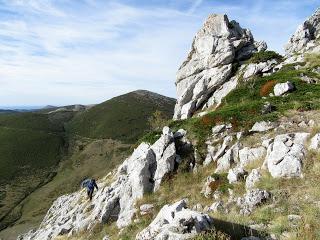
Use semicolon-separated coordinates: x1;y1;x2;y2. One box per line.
0;90;175;238
0;112;66;231
66;90;175;143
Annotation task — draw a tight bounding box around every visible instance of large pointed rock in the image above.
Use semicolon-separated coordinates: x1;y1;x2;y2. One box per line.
174;14;265;119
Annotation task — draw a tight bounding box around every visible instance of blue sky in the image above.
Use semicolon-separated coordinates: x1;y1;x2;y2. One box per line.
0;0;319;106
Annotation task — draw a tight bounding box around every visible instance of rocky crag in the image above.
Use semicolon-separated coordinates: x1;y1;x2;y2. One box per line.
17;7;320;240
173;13;268;120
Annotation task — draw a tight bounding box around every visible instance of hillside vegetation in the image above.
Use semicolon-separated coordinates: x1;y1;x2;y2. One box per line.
0;113;66;231
66;90;175;143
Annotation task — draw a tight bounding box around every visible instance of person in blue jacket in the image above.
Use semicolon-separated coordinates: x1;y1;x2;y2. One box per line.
81;178;98;201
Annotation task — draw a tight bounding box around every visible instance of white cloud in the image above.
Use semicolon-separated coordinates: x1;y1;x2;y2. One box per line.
188;0;203;14
0;0;319;106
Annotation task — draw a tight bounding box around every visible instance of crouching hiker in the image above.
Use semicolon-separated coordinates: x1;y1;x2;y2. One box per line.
81;178;98;201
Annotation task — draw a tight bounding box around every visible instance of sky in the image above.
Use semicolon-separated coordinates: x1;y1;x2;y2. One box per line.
0;0;319;106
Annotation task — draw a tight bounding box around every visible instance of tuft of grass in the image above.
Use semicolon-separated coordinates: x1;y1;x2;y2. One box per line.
191;229;231;240
304;53;320;70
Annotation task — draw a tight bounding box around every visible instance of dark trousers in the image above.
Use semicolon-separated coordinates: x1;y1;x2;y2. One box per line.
87;188;94;201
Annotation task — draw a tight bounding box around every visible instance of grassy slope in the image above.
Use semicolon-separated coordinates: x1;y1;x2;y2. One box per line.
69;54;320;240
66;90;175;143
0;112;66;231
0;90;176;239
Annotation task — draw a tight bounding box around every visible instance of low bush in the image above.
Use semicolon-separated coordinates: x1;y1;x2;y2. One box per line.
249;51;283;64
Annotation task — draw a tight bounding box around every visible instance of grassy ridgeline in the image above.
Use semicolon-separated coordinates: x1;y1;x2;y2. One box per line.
66;90;175;143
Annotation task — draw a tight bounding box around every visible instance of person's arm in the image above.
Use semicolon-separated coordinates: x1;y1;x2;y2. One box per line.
94;181;98;190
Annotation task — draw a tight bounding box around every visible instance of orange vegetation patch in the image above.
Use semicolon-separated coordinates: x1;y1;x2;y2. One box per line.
260;80;277;96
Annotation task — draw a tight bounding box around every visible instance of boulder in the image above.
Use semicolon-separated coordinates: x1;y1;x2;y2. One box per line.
261;102;274;114
300;74;319;84
245;169;262;189
136;199;214;240
237;189;271;215
265;133;309;178
140;204;154;216
174;13;265;119
309;133;320;151
215;148;234;173
227;166;247;184
239;147;266;167
242;60;277;79
212;124;226;134
285;8;320;55
208;201;224;213
205;135;234;166
250;121;275;132
273;81;294;96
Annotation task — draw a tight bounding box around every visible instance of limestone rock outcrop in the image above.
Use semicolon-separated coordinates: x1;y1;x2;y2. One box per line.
136;199;214;240
285;8;320;55
18;127;189;240
174;14;266;119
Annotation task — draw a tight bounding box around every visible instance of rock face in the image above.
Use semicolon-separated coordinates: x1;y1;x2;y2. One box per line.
265;133;309;178
174;14;266;119
285;8;320;55
136;199;214;240
18;127;188;240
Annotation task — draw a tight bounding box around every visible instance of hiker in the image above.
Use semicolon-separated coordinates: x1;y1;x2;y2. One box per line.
81;178;98;201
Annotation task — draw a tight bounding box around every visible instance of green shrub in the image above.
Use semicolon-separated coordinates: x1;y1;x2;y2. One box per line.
249;51;283;64
148;110;170;131
136;131;162;145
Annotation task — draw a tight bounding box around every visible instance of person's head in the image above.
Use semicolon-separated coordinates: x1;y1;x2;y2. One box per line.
92;178;96;183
